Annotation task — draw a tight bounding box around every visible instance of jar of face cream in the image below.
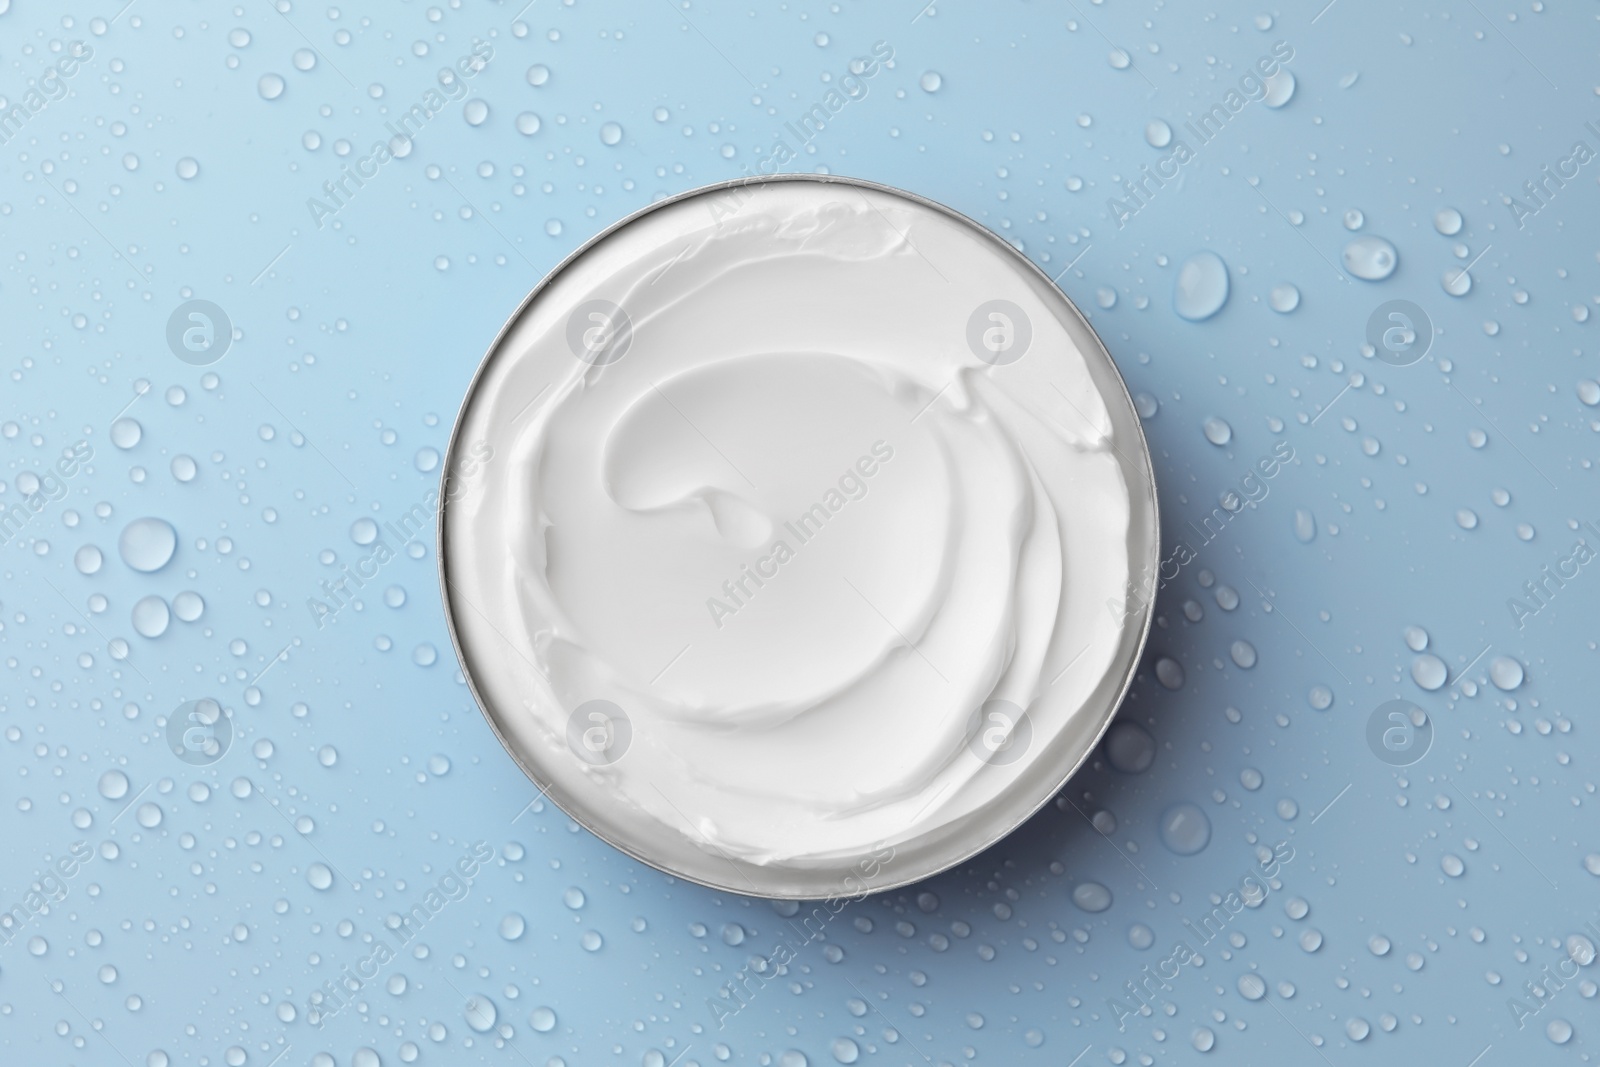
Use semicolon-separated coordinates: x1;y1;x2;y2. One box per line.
440;175;1158;900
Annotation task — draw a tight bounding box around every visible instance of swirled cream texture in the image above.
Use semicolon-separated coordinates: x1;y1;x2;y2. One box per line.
445;180;1154;895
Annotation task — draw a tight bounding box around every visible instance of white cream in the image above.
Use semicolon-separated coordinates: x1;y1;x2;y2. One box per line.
443;178;1155;897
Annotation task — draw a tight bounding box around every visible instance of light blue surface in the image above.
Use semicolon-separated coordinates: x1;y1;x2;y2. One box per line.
2;2;1598;1065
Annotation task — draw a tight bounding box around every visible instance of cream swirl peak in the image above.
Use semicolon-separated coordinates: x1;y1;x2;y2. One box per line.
441;177;1157;898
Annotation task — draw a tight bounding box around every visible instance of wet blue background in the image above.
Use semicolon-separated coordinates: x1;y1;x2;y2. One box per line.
2;1;1598;1065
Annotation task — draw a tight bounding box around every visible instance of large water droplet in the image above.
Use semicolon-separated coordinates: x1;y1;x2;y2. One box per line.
258;73;286;100
1072;881;1112;912
1174;251;1230;321
1104;721;1156;773
119;517;177;572
1293;508;1316;543
599;121;623;145
1202;416;1233;446
1159;803;1212;855
307;863;334;890
1269;283;1300;313
110;417;142;449
132;596;171;638
98;769;130;799
1434;208;1463;235
1342;235;1398;280
1411;654;1447;691
464;995;497;1031
1489;655;1524;690
1263;69;1295;107
1155;656;1186;689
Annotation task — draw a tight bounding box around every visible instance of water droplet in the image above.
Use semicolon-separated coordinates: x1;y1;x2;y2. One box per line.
1155;656;1185;689
832;1036;861;1063
1174;251;1230;321
351;518;379;545
563;887;586;909
1441;853;1466;877
75;544;104;574
1202;416;1233;446
463;99;489;126
1145;119;1172;148
1578;380;1600;406
1547;1018;1574;1045
1489;655;1524;690
1411;654;1447;691
1128;923;1154;949
136;802;163;828
177;157;200;180
1343;208;1365;230
516;112;542;136
1191;1026;1216;1052
464;995;497;1032
307;863;334;890
119;517;177;572
1435;208;1463;235
1404;625;1429;652
1292;508;1316;543
99;769;130;799
1240;767;1264;790
1263;69;1295;107
1443;265;1472;297
1108;48;1131;69
919;71;943;93
1269;283;1300;313
1369;934;1392;955
171;454;198;482
1159;803;1211;855
110;417;142;449
1072;882;1112;912
1299;928;1323;952
258;73;286;100
721;922;746;946
1104;721;1156;773
1237;973;1267;1000
499;913;526;940
1230;640;1257;669
1346;1018;1371;1041
172;591;205;622
599;121;623;145
530;1005;557;1031
580;930;604;951
1342;235;1398;280
132;595;170;638
526;64;550;86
